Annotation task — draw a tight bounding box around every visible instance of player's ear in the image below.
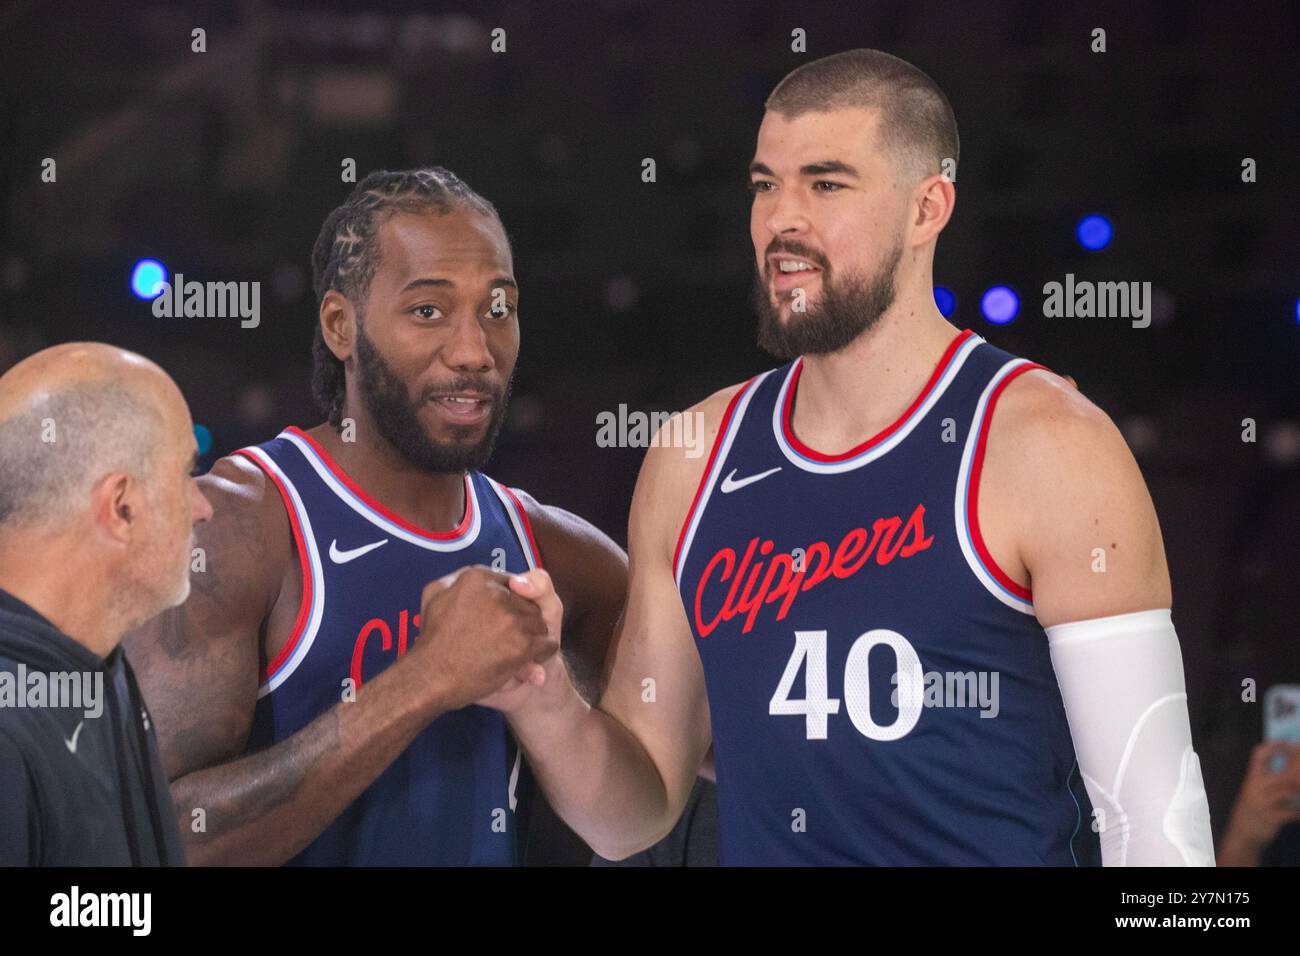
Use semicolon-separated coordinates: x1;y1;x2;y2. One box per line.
319;290;357;362
911;172;954;244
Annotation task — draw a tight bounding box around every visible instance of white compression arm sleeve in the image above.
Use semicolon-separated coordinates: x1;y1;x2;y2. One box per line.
1046;608;1215;866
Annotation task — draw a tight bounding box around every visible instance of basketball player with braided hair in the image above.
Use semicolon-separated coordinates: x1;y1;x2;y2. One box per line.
124;168;626;866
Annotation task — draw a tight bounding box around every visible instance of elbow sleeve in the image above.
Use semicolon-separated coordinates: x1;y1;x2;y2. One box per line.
1046;609;1215;866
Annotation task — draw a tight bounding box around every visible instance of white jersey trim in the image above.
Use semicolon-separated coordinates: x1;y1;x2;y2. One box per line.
237;446;329;698
486;478;540;570
674;371;773;588
771;331;984;474
954;357;1037;615
280;430;483;553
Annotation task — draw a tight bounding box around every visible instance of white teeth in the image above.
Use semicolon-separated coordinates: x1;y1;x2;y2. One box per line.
442;397;478;404
778;260;816;272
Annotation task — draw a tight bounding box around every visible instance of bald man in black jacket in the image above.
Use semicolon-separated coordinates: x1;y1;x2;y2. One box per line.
0;343;212;866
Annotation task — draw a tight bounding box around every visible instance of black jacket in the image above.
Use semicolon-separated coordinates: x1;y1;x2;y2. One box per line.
0;588;185;865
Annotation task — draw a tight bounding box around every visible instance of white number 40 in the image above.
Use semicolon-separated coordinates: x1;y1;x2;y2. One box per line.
769;629;925;741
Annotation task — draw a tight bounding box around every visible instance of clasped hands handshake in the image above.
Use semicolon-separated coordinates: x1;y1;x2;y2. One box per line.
409;565;566;715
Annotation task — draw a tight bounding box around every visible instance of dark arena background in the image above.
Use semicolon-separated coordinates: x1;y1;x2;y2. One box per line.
1;0;1297;891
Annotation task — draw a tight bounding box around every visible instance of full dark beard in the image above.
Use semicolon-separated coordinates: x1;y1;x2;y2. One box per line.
354;324;511;473
753;236;904;360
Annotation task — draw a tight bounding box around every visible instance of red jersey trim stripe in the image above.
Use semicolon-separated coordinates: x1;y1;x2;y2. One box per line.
673;377;761;584
497;483;543;568
284;426;474;541
965;361;1046;603
233;449;314;682
781;328;976;463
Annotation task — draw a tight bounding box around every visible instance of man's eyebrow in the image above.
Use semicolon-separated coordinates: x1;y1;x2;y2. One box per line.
399;276;518;293
747;160;862;179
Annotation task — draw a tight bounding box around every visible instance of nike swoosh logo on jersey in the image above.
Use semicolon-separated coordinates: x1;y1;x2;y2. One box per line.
719;466;782;493
329;538;390;564
65;720;84;754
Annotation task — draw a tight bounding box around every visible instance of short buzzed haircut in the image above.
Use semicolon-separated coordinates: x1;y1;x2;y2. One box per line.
0;382;163;529
765;49;959;188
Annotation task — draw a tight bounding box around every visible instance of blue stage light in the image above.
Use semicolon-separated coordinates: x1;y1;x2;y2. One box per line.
1076;214;1112;251
933;286;957;317
131;259;168;299
981;285;1020;324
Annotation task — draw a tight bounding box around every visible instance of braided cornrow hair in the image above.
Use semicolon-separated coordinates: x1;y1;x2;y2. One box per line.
310;167;504;427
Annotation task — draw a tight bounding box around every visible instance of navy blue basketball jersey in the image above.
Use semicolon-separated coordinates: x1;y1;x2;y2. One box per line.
235;426;541;866
674;328;1102;866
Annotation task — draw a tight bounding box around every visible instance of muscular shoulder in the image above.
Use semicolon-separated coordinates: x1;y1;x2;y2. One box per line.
508;488;627;593
200;453;287;516
193;454;292;598
988;368;1135;497
633;380;751;563
127;453;289;658
677;380;750;457
121;453;292;777
984;368;1171;626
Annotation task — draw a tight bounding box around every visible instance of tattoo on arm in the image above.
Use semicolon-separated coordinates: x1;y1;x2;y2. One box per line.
182;707;343;844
